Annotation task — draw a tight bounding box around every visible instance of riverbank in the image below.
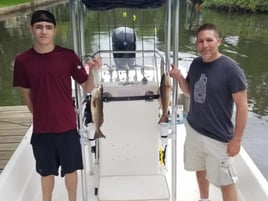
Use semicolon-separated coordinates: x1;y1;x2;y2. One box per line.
202;0;268;13
0;0;66;21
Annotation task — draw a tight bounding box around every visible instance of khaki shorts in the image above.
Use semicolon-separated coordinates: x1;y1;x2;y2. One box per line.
184;121;238;187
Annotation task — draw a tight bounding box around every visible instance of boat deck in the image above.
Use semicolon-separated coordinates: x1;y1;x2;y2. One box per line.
0;105;268;200
0;106;32;173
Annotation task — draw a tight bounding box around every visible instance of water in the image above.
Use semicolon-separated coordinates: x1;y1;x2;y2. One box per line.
0;1;267;180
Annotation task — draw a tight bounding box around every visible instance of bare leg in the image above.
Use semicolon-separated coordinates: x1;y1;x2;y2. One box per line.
41;175;54;201
65;171;78;201
221;184;237;201
196;170;209;199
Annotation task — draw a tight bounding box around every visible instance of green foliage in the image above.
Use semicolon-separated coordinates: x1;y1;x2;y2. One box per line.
202;0;268;13
0;0;32;7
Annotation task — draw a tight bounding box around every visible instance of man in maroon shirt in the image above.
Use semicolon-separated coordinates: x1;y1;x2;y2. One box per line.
13;10;100;201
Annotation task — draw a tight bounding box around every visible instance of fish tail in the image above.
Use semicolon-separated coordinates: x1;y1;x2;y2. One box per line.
158;114;169;124
94;129;106;139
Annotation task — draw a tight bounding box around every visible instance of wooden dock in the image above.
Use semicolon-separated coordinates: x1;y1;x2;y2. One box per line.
0;106;32;174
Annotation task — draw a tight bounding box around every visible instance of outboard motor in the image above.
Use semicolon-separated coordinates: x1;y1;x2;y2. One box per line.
112;27;136;69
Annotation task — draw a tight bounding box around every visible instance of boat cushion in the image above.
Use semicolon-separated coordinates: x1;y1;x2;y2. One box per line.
98;174;170;201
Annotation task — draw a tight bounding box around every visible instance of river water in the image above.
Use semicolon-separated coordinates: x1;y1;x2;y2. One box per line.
0;1;267;180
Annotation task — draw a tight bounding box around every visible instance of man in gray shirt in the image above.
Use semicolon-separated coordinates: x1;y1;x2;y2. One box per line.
169;23;248;201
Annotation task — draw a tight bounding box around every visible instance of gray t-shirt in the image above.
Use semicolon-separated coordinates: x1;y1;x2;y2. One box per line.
186;55;247;142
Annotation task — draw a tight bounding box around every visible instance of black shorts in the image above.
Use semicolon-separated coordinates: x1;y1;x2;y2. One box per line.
31;129;83;177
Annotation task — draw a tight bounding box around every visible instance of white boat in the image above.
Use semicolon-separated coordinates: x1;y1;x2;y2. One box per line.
1;0;268;201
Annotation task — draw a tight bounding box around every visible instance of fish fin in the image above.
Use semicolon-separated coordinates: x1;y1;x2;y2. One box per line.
94;129;106;139
92;99;97;108
158;114;169;124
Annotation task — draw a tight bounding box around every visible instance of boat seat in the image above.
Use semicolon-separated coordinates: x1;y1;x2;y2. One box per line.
97;83;170;201
98;175;170;201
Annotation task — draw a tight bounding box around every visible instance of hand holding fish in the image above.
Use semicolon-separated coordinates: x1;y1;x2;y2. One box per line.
87;55;102;71
83;55;102;74
169;64;190;96
83;55;102;85
169;64;184;81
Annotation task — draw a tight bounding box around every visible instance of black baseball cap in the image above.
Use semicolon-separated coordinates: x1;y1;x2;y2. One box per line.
30;10;56;26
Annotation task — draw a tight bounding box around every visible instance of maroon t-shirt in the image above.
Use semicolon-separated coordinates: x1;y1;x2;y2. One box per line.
13;46;87;133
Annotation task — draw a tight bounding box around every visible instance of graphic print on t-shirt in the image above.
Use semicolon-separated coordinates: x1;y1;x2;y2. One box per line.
194;73;207;104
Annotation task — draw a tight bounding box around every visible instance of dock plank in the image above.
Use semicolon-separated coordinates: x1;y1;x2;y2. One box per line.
0;160;8;170
0;151;14;160
0;135;26;143
0;105;32;174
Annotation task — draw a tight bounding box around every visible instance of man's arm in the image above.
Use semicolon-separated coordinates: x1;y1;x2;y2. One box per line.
81;71;95;93
20;87;34;114
81;56;102;93
227;89;248;156
169;64;190;96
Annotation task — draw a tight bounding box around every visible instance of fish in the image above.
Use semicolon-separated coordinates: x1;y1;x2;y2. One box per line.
91;84;105;138
158;72;172;124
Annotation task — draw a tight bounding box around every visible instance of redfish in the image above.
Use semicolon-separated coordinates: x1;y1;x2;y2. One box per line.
91;84;105;138
158;73;172;124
